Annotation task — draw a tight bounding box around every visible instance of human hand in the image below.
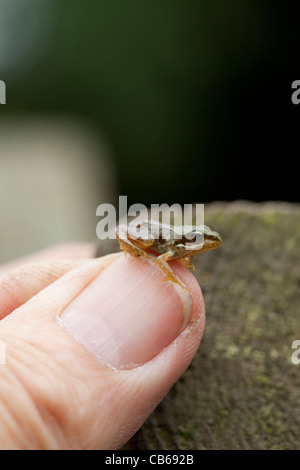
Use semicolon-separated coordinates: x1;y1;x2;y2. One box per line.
0;243;205;449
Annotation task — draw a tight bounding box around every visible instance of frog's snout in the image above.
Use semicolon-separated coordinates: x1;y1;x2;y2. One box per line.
206;230;222;249
215;231;222;244
213;231;222;247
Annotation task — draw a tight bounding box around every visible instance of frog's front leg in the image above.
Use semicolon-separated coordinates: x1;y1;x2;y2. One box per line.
177;255;195;271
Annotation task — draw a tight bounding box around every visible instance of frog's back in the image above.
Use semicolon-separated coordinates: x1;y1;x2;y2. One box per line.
135;220;174;241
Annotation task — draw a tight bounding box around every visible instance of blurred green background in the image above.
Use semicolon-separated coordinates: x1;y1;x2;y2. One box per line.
1;0;300;207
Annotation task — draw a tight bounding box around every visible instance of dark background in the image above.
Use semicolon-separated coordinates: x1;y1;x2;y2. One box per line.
1;0;300;206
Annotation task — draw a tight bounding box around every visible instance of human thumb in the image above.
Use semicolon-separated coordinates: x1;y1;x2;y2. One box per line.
0;253;205;449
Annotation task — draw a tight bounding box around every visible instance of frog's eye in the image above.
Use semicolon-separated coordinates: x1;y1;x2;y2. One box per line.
188;229;204;243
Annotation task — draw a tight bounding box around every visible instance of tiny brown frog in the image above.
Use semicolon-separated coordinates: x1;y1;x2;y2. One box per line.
117;219;221;290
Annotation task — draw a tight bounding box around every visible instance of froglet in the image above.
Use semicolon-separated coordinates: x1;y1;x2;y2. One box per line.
116;219;221;290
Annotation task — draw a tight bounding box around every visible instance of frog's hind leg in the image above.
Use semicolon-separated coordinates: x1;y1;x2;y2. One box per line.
156;252;187;291
121;242;185;291
117;227;156;264
119;236;186;290
117;225;186;291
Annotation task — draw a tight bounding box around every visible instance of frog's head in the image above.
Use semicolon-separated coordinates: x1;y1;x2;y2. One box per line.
185;225;222;252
